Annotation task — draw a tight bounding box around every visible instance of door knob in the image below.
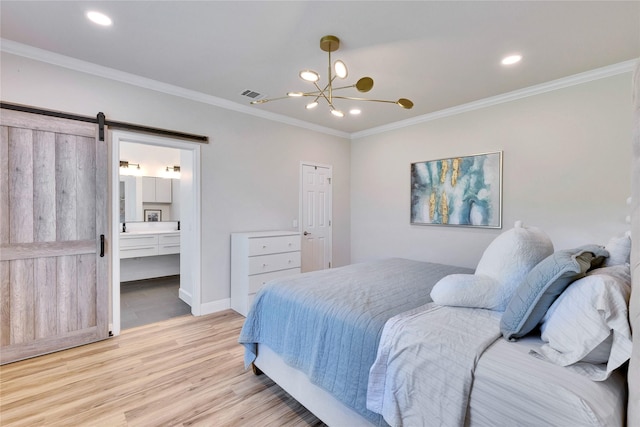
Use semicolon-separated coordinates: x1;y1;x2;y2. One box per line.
303;231;310;236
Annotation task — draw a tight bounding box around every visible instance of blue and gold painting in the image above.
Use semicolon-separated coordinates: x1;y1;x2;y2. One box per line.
410;151;502;228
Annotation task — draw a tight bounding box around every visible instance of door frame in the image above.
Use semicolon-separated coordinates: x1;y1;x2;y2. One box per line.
110;131;201;336
299;161;333;271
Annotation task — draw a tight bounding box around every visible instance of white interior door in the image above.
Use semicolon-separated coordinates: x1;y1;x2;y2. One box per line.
300;163;332;273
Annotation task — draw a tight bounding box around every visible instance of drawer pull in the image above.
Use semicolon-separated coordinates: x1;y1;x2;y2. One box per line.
123;236;155;241
262;263;268;267
121;246;156;251
288;259;292;263
262;244;267;249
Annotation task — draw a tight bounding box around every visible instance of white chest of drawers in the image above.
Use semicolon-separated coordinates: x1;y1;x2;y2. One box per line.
231;230;301;316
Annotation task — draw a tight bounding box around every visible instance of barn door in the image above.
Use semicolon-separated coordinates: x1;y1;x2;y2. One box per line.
0;109;109;364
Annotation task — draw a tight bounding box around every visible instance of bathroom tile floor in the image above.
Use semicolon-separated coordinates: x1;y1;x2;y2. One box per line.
120;275;191;330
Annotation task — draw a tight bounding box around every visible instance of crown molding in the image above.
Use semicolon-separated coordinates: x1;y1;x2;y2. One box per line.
2;38;635;141
352;59;638;139
0;39;350;139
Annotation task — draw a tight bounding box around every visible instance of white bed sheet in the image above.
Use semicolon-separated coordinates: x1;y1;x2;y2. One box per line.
368;304;502;426
466;336;627;427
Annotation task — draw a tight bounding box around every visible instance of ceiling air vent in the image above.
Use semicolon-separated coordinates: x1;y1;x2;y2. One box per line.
240;89;266;101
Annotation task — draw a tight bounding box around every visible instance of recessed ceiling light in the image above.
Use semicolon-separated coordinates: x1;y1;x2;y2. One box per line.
87;11;112;26
501;54;522;66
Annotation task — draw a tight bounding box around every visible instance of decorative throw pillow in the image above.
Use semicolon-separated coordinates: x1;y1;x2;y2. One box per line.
500;244;609;340
603;232;631;267
430;221;553;311
430;274;501;308
538;266;631;380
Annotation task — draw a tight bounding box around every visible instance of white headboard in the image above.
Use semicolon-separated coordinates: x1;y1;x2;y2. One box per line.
628;60;639;425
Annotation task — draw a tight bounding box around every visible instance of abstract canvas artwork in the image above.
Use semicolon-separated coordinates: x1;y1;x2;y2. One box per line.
410;151;502;228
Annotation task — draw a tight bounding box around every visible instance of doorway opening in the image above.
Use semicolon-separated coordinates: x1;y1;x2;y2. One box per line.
110;131;201;336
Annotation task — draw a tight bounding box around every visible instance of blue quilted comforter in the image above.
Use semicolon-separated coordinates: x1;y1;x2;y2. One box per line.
238;258;472;425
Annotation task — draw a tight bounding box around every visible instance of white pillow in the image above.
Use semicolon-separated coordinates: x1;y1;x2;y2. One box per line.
430;274;501;309
603;233;631;266
539;265;632;381
431;221;554;311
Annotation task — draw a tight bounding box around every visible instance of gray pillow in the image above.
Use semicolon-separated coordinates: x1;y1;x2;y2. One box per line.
500;245;608;340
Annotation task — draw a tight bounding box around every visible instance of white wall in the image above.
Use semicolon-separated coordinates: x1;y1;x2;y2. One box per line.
351;74;633;268
1;52;351;306
2;50;632;306
120;142;181;178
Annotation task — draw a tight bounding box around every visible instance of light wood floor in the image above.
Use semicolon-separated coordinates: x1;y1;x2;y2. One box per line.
0;310;325;427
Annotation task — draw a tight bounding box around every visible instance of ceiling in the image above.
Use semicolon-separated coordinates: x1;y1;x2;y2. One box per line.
1;1;639;135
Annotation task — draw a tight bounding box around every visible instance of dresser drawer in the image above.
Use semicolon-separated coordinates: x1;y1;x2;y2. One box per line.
159;233;180;245
120;245;158;259
249;252;301;275
120;234;159;248
158;243;180;255
248;268;301;294
248;235;300;256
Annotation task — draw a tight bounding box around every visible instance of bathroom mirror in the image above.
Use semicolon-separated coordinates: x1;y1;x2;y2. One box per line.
119;176;180;222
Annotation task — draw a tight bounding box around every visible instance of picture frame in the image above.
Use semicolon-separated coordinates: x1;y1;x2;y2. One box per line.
144;209;162;222
410;151;502;228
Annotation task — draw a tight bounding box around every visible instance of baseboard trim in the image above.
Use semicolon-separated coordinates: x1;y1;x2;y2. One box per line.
198;298;231;316
178;288;192;306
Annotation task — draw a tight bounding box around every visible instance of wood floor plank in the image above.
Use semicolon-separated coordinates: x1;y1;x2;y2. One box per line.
0;310;325;427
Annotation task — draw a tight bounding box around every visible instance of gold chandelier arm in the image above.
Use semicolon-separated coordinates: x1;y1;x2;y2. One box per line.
331;96;395;103
328;83;357;91
331;96;414;109
314;81;331;95
251;89;324;104
323;77;373;93
314;81;334;108
327;48;333;103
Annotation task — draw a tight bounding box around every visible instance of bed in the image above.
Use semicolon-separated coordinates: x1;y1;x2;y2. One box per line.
239;62;640;426
240;258;474;425
240;251;630;426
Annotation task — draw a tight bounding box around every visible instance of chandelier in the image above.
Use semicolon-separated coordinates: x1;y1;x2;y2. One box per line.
250;35;413;117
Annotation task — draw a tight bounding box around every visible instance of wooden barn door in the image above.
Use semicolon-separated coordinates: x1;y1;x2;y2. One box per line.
0;109;109;364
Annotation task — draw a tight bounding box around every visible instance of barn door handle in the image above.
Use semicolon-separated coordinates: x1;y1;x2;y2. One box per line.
100;234;105;257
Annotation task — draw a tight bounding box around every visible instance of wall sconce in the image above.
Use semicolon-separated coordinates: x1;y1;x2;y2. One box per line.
120;160;140;169
164;165;181;179
119;160;142;176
